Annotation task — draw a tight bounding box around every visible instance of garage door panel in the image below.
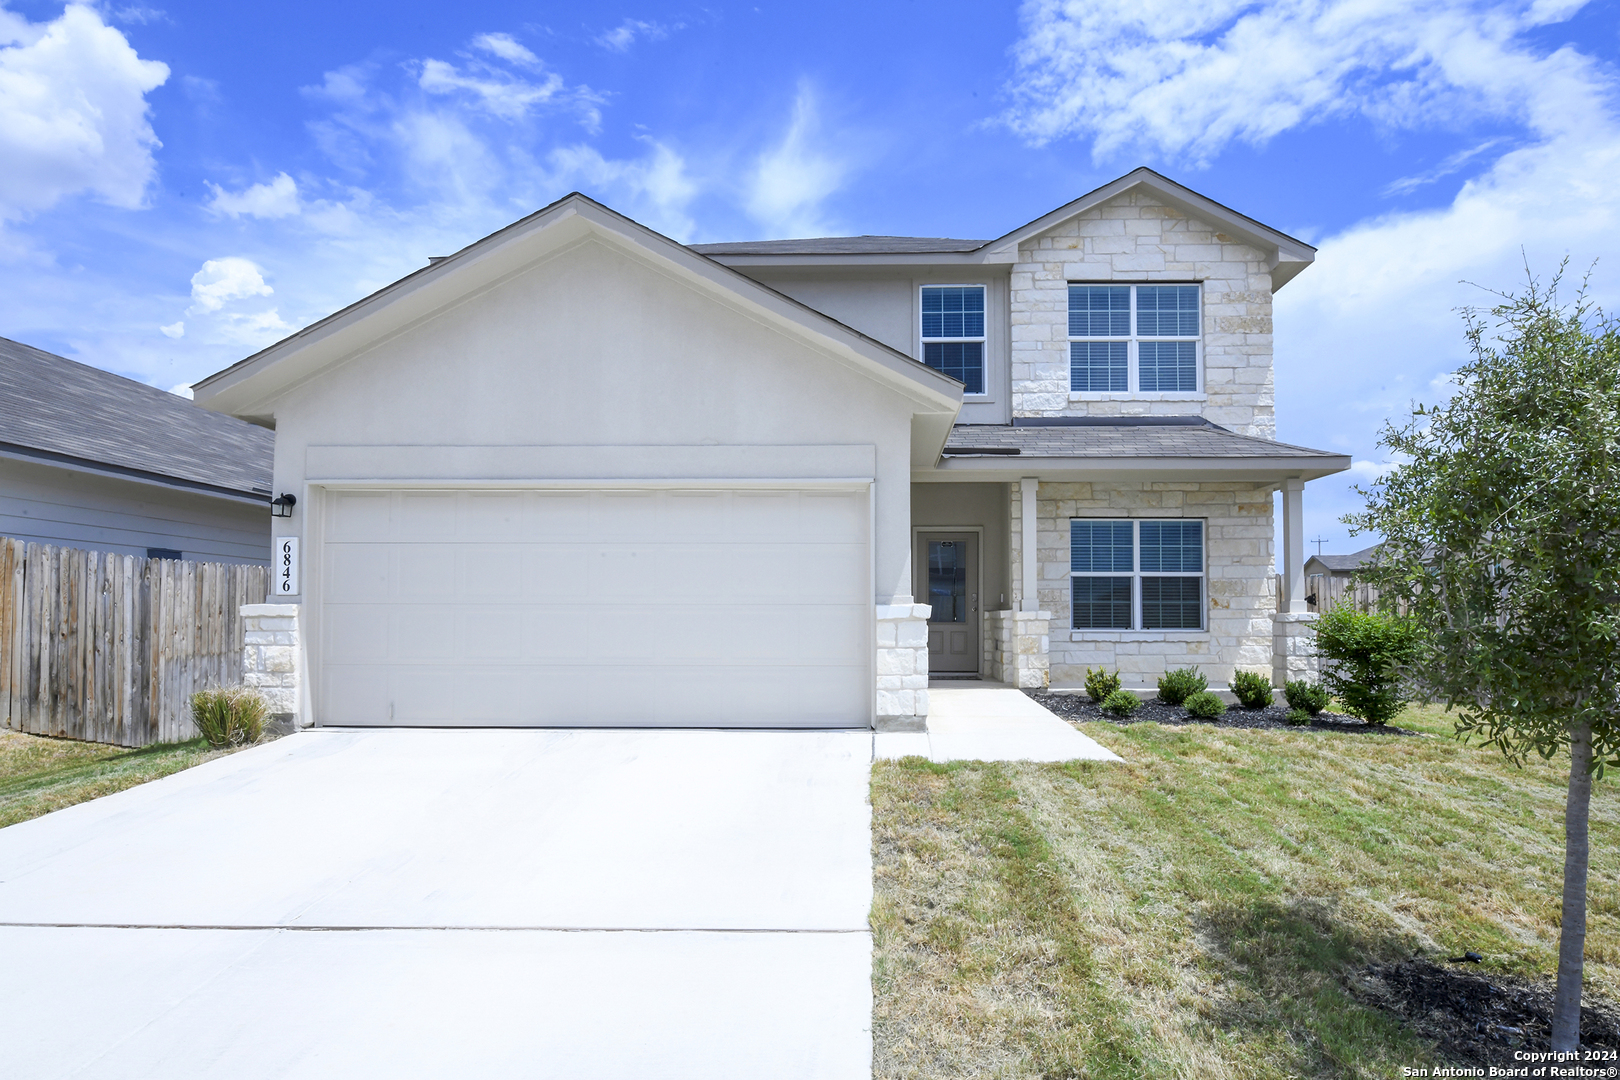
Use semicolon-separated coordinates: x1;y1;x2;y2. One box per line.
320;488;871;728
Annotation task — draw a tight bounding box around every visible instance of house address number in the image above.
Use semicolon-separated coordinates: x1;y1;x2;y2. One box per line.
275;537;300;595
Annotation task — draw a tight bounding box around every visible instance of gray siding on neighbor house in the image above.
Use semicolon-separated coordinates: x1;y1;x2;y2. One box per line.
0;457;271;565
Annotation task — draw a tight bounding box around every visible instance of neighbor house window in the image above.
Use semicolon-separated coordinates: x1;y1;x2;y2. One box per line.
1068;284;1200;393
921;285;985;394
1070;519;1205;630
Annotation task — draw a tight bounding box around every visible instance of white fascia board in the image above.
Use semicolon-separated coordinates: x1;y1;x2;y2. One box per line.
194;195;964;419
914;453;1352;483
981;168;1317;291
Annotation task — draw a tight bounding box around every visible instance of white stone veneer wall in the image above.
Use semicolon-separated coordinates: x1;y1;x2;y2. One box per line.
1273;612;1321;687
1010;191;1276;438
1009;481;1277;689
989;610;1051;689
875;603;930;731
241;603;302;724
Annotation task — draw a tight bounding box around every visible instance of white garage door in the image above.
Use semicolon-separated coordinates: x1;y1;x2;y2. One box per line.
319;487;871;727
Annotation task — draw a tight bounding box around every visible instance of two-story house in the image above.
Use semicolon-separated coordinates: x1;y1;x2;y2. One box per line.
193;168;1347;732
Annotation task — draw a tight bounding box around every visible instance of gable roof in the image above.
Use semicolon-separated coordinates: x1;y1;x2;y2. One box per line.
693;167;1317;290
192;192;965;430
1305;545;1380;573
0;336;273;501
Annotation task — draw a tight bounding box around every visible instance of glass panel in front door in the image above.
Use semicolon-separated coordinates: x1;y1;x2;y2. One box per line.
928;540;968;623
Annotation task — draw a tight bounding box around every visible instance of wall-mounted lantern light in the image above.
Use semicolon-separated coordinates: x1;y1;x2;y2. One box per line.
270;493;297;519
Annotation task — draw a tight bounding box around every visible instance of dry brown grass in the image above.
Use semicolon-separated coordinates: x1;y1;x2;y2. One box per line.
872;704;1620;1079
0;730;237;828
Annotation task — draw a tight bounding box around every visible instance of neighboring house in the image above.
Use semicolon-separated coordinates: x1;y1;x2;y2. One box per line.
192;167;1349;732
1304;545;1379;612
0;336;273;565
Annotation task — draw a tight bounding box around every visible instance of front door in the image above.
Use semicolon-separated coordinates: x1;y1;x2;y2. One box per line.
918;533;978;673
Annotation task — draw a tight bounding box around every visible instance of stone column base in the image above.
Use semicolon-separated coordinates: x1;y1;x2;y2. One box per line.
1272;612;1319;688
242;603;303;727
989;609;1051;689
875;603;931;731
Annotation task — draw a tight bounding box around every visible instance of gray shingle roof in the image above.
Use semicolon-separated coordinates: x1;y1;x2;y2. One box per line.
0;336;274;498
1308;545;1379;572
690;235;985;256
943;420;1343;459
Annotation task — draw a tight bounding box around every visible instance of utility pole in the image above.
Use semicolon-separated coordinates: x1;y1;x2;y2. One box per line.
1312;536;1327;556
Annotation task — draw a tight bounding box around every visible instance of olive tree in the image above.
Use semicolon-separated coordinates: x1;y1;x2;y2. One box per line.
1349;272;1620;1050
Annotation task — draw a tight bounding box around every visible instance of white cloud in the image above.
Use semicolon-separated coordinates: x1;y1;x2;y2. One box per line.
745;86;849;238
1381;138;1509;197
471;32;538;67
417;57;564;122
167;381;191;398
543;139;698;240
187;256;273;314
159;320;183;338
1001;0;1597;162
595;19;668;52
206;172;301;219
0;3;169;220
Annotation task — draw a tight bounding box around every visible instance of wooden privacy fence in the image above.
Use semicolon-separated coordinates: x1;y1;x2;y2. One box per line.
1275;573;1384;613
0;539;270;747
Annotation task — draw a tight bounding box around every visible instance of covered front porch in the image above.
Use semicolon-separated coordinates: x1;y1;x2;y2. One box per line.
910;418;1351;696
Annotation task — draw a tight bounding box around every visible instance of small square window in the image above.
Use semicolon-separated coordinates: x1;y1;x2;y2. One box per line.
146;548;183;561
1068;284;1201;394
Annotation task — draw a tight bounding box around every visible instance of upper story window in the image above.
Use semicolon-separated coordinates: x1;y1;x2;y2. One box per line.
1068;284;1201;394
920;285;985;394
1070;518;1205;631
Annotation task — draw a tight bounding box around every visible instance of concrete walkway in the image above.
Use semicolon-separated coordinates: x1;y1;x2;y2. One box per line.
874;685;1122;763
0;729;873;1080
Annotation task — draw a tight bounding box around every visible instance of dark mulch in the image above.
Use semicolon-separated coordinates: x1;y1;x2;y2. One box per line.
1025;689;1421;736
1349;959;1620;1069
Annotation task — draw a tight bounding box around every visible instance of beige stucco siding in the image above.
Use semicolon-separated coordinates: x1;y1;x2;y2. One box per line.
1008;480;1277;689
1010;191;1277;437
264;237;923;603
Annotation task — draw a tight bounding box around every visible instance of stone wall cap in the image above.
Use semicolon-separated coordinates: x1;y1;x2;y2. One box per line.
1273;612;1319;624
876;604;932;620
241;603;300;617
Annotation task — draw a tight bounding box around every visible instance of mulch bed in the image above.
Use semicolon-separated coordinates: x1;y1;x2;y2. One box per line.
1025;689;1421;736
1348;959;1620;1069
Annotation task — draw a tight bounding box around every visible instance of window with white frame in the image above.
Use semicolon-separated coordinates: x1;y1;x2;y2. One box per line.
921;285;985;394
1070;519;1205;630
1068;284;1201;394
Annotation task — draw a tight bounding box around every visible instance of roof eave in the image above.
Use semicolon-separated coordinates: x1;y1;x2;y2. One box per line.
915;453;1352;483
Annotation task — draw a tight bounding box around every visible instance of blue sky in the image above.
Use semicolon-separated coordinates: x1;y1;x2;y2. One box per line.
2;0;1618;555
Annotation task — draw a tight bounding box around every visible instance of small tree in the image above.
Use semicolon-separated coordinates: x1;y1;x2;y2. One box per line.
1350;270;1620;1050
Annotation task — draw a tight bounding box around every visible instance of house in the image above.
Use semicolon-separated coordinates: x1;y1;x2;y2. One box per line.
192;167;1349;731
0;336;274;565
1304;544;1379;612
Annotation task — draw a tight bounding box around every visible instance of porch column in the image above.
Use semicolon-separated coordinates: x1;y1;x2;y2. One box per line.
1019;477;1039;612
1281;478;1306;614
1272;478;1319;687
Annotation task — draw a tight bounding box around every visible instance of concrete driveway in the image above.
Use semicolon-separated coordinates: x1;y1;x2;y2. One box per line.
0;729;874;1079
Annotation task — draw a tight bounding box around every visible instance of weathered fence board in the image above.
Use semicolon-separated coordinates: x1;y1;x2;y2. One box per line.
0;538;270;747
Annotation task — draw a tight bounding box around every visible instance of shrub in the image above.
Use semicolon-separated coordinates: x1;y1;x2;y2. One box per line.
1084;667;1122;703
1284;680;1330;716
1285;707;1313;727
1157;667;1208;706
1314;605;1417;726
191;686;268;748
1184;691;1227;719
1100;689;1142;717
1231;670;1275;709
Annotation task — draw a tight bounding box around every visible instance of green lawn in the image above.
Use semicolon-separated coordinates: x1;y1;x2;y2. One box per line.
0;730;239;829
871;705;1620;1079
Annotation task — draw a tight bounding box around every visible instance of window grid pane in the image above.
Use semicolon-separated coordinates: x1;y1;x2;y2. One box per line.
922;286;985;339
1070;341;1128;392
1068;285;1130;337
1073;577;1133;630
1139;520;1203;573
1139;341;1197;392
922;342;985;394
1141;577;1203;630
1070;520;1133;573
1136;285;1200;337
